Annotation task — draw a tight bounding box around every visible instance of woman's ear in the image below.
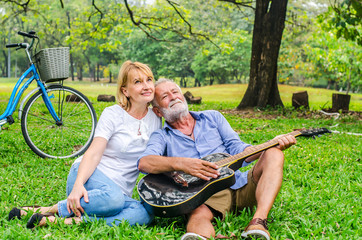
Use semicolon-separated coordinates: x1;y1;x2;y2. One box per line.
121;87;128;98
152;106;162;117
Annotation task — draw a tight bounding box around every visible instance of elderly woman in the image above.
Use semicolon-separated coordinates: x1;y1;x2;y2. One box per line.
8;61;161;228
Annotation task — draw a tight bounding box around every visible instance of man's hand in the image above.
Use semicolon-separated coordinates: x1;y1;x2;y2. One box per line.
139;155;219;180
274;134;297;150
177;158;219;181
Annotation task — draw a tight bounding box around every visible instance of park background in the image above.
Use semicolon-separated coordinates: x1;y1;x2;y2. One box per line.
1;0;361;239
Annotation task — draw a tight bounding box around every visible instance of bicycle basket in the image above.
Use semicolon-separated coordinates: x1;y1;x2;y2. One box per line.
35;47;69;82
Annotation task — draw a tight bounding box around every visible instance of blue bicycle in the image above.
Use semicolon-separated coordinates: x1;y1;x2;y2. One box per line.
0;31;97;159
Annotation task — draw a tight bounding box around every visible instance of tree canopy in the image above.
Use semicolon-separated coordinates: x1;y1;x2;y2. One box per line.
1;0;361;98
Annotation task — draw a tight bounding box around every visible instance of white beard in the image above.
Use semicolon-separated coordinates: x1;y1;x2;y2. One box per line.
160;99;189;123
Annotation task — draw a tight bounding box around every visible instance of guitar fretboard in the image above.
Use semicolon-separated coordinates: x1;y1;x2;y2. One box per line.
215;130;302;167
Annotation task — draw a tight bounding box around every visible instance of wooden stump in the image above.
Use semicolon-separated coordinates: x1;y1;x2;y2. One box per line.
190;96;202;104
183;91;202;104
292;91;309;109
66;94;81;102
332;93;350;112
97;94;115;102
184;91;193;102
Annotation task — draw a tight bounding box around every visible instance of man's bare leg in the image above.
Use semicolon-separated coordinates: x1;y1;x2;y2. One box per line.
186;204;215;238
241;148;284;239
251;148;284;219
185;148;285;239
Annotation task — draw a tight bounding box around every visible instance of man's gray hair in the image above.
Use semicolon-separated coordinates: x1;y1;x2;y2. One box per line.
152;78;182;107
155;78;173;86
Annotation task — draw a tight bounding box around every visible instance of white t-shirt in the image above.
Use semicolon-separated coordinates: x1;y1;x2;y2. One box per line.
74;104;162;197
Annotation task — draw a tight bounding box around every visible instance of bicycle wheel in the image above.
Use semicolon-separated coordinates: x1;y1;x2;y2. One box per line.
21;84;97;158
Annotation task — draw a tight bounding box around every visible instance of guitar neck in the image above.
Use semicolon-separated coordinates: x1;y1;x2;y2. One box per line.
215;130;302;167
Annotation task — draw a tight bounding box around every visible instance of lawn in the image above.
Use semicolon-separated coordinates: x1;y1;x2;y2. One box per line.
0;79;361;239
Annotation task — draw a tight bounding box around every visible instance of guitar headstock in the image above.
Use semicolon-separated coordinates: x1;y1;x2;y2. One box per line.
296;128;331;137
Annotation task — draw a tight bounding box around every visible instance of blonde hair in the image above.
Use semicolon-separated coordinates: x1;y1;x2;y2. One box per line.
117;61;154;111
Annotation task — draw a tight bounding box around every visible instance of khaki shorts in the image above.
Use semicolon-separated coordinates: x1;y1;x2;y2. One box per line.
204;167;257;219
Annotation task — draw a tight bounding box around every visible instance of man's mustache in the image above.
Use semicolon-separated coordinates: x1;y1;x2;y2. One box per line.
169;99;183;108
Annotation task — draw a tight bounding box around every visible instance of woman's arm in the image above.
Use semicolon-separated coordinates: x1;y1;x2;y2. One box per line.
67;137;108;216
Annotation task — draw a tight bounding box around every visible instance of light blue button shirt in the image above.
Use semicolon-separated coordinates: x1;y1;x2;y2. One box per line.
138;110;252;189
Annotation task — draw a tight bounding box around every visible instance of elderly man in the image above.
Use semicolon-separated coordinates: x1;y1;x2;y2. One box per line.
138;79;296;240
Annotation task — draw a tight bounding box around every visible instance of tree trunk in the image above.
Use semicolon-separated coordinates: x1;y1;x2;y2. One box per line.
346;67;351;95
194;78;201;87
77;63;83;81
234;70;241;83
92;66;96;82
70;53;74;81
183;77;188;87
210;76;214;86
3;50;8;77
327;80;334;89
96;63;100;81
66;11;74;81
237;0;288;109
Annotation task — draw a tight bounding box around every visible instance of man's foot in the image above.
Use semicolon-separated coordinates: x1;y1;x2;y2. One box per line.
241;218;271;240
180;232;208;240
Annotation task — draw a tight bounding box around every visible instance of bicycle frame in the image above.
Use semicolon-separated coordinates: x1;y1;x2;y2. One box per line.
0;64;61;127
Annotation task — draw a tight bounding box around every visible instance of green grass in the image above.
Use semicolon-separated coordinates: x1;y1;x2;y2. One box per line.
0;79;361;239
1;78;361;112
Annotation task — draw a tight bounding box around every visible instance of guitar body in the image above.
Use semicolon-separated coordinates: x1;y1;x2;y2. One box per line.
138;153;237;218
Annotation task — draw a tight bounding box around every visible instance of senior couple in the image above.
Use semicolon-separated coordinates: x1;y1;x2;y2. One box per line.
8;61;295;240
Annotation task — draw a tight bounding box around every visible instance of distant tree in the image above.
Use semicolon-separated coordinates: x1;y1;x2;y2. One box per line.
232;0;289;109
191;29;251;86
304;24;362;94
119;0;290;108
323;0;362;45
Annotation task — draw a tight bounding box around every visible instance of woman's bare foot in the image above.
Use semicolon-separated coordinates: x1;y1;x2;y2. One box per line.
9;204;59;221
27;213;81;228
20;204;58;216
64;217;82;225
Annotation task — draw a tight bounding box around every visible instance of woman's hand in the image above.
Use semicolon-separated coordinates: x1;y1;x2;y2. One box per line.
66;182;89;217
65;137;107;217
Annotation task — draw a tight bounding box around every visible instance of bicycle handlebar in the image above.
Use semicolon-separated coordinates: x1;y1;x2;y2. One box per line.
6;43;29;49
6;30;37;62
18;31;38;39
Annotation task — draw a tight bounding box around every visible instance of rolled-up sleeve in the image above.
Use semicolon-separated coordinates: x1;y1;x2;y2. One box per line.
212;111;251;155
137;130;167;172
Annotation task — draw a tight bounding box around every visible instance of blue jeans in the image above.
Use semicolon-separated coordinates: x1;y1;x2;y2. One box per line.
57;162;153;226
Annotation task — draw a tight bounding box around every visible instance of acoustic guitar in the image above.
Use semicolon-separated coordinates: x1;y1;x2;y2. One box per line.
137;128;330;218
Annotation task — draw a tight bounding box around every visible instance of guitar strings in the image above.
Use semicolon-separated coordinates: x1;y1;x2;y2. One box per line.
215;131;300;166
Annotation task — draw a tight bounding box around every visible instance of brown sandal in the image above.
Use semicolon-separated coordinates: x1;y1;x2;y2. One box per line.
241;218;272;240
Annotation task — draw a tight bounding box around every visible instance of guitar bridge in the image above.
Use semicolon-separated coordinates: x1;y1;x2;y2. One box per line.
171;171;189;187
